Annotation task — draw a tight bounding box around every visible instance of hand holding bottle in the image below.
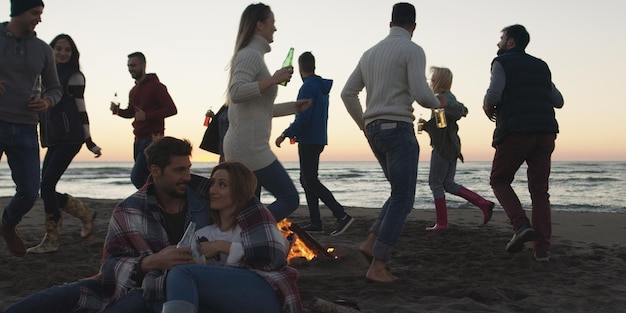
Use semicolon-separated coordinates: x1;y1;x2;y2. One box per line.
110;92;120;115
417;114;425;134
273;66;293;86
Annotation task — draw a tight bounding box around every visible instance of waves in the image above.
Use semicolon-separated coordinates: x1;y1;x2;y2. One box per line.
0;161;624;213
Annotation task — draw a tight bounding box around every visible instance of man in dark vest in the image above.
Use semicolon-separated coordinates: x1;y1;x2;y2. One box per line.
483;24;564;262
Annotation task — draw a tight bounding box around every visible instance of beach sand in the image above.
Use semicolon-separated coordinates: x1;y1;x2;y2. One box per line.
1;197;625;312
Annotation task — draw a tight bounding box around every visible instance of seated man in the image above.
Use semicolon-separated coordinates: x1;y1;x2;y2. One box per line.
4;137;211;313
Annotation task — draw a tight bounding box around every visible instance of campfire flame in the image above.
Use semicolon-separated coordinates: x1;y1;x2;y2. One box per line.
278;219;334;262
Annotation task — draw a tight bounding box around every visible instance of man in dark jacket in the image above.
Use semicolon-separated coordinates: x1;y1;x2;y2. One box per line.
483;24;564;262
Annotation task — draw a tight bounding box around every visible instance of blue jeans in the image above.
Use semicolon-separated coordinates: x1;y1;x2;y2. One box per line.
41;143;82;217
217;106;229;163
131;138;152;189
298;144;345;225
0;121;40;226
365;120;419;262
254;159;299;222
428;149;461;199
3;279;150;313
165;265;282;313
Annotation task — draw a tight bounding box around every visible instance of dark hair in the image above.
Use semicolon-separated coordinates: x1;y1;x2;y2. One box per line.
127;51;146;64
391;2;416;27
209;162;257;226
502;24;530;50
50;34;80;69
144;137;192;170
298;51;315;73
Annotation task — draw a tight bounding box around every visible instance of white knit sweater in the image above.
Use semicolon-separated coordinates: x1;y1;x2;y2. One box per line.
341;27;441;130
224;35;297;171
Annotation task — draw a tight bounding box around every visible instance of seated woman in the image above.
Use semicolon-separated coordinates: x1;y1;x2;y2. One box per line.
161;161;302;313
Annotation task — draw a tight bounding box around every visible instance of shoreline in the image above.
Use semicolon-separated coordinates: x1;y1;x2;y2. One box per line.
1;197;625;312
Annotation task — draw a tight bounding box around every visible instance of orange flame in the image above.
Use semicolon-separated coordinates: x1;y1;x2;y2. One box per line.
278;219;320;262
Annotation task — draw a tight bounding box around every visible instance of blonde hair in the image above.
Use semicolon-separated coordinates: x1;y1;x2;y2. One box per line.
430;66;453;94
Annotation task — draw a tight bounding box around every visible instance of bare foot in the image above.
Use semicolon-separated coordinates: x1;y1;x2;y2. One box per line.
358;232;376;261
365;259;398;283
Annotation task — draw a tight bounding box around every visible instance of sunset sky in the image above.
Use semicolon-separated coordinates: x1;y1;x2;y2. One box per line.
3;0;625;163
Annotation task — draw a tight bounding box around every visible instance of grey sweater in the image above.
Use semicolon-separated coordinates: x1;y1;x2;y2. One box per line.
0;22;62;125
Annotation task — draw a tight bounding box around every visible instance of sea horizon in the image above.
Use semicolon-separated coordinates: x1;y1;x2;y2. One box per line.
1;161;624;214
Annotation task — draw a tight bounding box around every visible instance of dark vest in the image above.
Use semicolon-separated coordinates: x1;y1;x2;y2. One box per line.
40;63;85;146
491;49;559;146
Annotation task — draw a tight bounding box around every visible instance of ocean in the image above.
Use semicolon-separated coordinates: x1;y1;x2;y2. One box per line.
0;161;624;214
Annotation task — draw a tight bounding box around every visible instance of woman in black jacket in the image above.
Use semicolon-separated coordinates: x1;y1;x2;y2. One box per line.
28;34;101;253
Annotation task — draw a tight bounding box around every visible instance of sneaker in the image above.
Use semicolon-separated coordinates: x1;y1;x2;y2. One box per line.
330;215;355;237
301;224;324;233
505;224;534;253
534;250;551;262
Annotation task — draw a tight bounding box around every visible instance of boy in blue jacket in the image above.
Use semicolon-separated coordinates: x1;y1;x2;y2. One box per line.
275;52;353;237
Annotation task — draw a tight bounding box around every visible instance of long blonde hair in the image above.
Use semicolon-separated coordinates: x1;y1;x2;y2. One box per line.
430;66;453;94
227;3;272;100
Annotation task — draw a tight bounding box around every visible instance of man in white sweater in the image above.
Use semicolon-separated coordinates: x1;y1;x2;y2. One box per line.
341;2;441;283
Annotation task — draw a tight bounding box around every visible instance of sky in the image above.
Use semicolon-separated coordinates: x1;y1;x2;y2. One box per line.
2;0;625;163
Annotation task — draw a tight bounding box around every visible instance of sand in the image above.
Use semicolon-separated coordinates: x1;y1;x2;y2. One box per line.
1;197;625;312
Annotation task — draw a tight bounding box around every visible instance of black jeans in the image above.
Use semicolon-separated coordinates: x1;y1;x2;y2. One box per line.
298;144;346;225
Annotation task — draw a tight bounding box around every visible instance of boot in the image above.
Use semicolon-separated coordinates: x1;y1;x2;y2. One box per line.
426;197;448;231
456;186;495;224
27;214;63;253
63;194;96;238
162;300;197;313
0;222;27;257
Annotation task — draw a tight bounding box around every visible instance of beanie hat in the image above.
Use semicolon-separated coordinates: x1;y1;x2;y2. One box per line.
10;0;45;17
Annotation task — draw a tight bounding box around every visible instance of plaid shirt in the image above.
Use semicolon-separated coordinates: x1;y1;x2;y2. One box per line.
236;197;302;313
74;174;210;312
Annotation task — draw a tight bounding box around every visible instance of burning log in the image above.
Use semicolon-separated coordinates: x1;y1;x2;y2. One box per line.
288;222;333;258
278;219;335;263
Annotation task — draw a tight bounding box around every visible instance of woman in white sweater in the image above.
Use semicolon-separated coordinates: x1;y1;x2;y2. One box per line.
223;3;310;222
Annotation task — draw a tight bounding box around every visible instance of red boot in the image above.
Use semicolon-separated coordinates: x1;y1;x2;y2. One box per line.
426;197;448;231
456;186;494;224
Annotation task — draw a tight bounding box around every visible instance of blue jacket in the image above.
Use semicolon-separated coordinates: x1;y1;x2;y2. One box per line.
283;75;333;145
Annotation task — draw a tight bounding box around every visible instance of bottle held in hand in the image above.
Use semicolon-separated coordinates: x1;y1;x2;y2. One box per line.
204;109;214;127
30;75;42;100
111;92;120;115
177;221;205;263
417;114;424;134
279;47;294;86
433;108;447;128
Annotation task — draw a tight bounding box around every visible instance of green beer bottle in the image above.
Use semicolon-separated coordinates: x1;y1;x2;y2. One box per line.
279;47;294;86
